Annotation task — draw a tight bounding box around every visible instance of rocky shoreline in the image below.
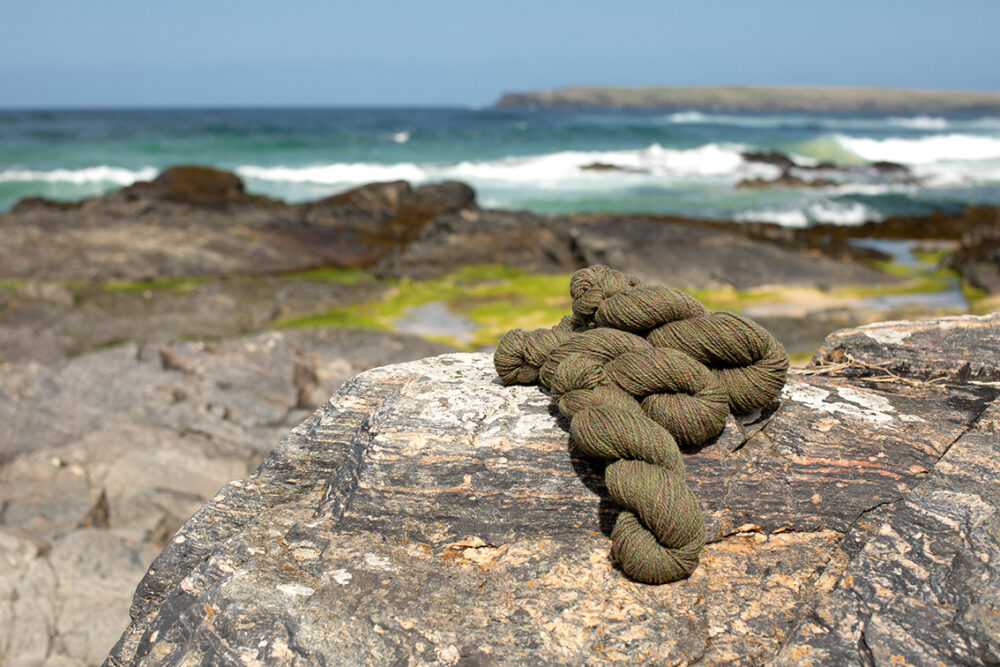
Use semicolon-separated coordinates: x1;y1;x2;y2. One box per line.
1;165;997;365
1;167;999;664
107;316;1000;665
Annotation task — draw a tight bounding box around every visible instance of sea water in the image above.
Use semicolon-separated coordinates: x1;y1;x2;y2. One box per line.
2;107;999;224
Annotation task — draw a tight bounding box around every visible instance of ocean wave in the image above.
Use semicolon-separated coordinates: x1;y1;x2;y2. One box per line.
662;111;710;123
886;115;949;130
833;133;1000;164
237;162;427;184
660;111;797;128
734;208;810;227
735;200;881;228
0;165;158;185
236;143;775;188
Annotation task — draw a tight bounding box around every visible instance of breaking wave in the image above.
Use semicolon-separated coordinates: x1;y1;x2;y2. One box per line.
833;133;1000;164
0;165;158;185
735;200;882;228
236;143;777;189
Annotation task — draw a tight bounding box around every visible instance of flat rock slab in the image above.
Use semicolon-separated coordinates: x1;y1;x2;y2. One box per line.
0;329;454;666
108;315;1000;665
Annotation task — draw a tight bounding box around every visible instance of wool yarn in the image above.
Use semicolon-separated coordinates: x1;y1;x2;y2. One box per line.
569;265;789;414
494;265;789;584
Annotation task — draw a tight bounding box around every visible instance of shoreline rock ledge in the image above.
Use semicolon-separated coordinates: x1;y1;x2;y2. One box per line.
108;315;1000;666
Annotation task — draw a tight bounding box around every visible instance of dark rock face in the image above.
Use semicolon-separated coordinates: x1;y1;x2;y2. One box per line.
107;314;1000;665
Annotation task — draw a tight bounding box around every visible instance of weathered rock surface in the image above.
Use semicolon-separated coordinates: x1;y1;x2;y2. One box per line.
0;168;476;282
0;329;455;665
944;213;1000;294
375;208;901;291
564;216;897;290
107;314;1000;665
0;272;393;364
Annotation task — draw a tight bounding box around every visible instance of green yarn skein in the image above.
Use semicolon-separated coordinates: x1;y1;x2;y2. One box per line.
569;265;789;414
494;265;789;585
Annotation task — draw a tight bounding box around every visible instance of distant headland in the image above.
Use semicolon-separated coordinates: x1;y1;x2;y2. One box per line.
494;85;1000;112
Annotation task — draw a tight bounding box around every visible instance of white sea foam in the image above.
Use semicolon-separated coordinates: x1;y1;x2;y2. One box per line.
913;161;1000;187
663;111;710;123
735;208;810;227
237;162;427;184
886;115;949;130
832;182;919;196
834;133;1000;164
735;200;881;228
807;200;881;225
235;143;771;190
446;143;753;182
391;131;410;144
0;165;158;185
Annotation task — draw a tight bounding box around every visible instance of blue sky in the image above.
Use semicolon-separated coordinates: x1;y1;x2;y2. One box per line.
2;0;998;107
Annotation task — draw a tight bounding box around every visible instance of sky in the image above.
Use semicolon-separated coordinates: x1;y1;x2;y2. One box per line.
2;0;999;108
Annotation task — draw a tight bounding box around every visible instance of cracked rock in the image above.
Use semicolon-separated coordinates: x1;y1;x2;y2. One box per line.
106;314;1000;665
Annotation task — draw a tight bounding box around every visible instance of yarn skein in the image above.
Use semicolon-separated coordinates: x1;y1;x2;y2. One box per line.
569;265;789;414
494;265;789;584
497;327;723;583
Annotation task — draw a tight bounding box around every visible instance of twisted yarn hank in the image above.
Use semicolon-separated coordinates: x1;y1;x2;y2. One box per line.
570;265;789;414
494;265;789;584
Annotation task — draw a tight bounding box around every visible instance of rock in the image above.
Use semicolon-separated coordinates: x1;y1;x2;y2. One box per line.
0;328;456;666
0;527;160;666
741;151;798;170
812;314;1000;382
737;170;838;189
120;165;275;209
374;208;580;280
579;162;629;172
301;181;476;266
107;314;1000;665
376;209;901;291
0;272;395;364
567;216;900;290
0;169;477;282
944;213;1000;294
870;160;909;174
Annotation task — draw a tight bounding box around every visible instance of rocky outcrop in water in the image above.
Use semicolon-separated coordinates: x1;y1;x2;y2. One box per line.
106;314;1000;665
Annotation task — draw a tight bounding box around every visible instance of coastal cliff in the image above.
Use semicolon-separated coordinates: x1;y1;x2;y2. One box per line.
495;85;1000;112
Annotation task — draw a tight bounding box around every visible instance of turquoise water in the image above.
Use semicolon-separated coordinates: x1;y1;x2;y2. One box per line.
2;107;1000;224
